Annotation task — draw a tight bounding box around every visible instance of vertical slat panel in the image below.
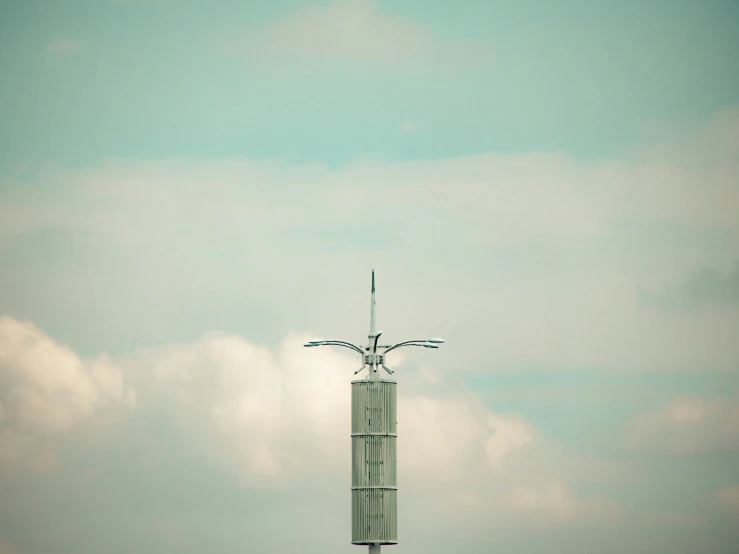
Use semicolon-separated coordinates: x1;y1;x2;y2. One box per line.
351;380;398;545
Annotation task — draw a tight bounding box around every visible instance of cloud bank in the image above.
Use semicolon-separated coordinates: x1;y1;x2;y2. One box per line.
1;108;737;372
0;317;136;475
0;316;639;553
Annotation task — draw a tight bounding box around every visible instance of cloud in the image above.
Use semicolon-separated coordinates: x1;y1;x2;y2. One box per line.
0;317;136;475
624;395;739;453
100;328;606;526
503;479;603;522
0;323;674;553
642;261;739;310
125;330;539;487
398;396;536;489
129;330;351;481
219;0;490;71
46;38;82;55
485;413;536;468
0;108;738;372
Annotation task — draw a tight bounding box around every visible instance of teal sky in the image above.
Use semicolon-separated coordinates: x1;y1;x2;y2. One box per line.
1;1;739;554
1;0;739;165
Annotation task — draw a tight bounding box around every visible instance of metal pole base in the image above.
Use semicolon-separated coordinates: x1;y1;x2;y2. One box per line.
368;544;381;554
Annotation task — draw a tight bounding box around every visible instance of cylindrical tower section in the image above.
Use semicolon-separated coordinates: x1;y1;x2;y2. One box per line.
351;379;398;546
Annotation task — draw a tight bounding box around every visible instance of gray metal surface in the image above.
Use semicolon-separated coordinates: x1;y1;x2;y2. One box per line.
303;271;445;553
351;489;398;545
351;380;398;545
351;381;397;435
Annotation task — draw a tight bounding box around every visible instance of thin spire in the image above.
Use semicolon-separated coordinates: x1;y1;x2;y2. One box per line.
369;270;376;336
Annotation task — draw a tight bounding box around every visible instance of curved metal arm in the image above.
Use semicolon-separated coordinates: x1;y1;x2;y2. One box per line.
383;340;431;355
320;341;364;353
304;340;364;355
382;341;438;376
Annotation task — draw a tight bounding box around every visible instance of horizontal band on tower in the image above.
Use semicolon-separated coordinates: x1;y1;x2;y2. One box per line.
351;486;398;490
351;432;397;437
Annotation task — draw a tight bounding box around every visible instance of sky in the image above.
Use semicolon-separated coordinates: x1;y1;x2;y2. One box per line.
0;1;738;553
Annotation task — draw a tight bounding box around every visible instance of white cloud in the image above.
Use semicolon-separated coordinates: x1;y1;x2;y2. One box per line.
131;330;351;480
109;329;610;526
0;317;136;474
398;395;534;486
220;0;490;70
0;322;626;554
504;480;584;521
0;108;737;373
502;472;623;524
625;395;739;453
46;38;82;55
128;331;537;484
485;413;536;468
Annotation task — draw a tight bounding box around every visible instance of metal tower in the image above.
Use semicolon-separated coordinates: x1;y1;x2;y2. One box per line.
304;271;444;553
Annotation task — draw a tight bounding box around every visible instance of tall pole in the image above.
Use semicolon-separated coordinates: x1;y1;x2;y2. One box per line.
303;271;444;553
369;271;379;553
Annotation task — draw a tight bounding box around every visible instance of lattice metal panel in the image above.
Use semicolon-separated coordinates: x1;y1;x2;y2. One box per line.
351;489;397;545
351;380;398;545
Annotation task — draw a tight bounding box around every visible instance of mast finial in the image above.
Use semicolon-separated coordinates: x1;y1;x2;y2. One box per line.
370;270;376;336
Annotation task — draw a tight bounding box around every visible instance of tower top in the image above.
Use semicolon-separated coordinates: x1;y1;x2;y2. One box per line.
303;271;443;379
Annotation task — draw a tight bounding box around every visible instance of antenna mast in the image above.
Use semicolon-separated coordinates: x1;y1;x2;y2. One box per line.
304;272;444;553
